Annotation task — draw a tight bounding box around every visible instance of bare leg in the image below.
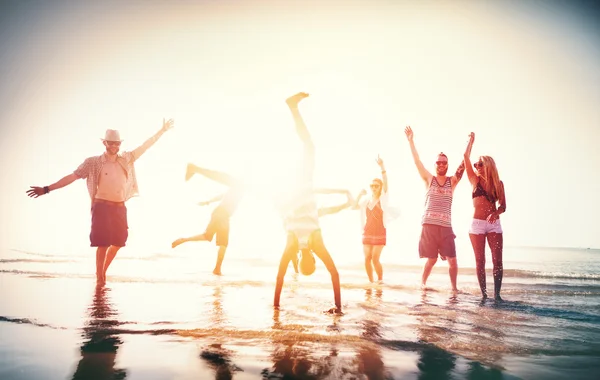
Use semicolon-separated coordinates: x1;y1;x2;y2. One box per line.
172;233;209;248
421;258;438;288
371;245;385;282
286;92;314;152
487;232;504;300
310;231;341;312
102;245;122;279
185;164;239;187
95;247;108;284
274;234;298;307
447;257;458;292
291;253;299;273
213;246;227;275
363;245;374;283
470;233;488;298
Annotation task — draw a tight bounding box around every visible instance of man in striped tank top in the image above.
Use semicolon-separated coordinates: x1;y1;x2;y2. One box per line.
273;92;342;314
405;126;466;292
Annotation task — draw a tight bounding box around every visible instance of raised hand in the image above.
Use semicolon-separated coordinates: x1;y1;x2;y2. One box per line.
376;154;384;168
197;201;209;207
359;189;367;197
162;118;175;132
404;126;414;142
468;132;475;145
26;186;45;198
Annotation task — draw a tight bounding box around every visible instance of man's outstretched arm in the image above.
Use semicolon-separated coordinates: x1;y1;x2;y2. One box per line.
404;126;432;186
26;173;80;198
131;118;174;161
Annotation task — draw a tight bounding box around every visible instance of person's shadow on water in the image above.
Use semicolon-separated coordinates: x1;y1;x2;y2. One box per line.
71;285;127;380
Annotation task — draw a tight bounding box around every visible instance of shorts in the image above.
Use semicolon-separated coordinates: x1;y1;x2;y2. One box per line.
418;223;456;260
90;201;128;247
286;229;323;250
469;218;503;235
204;206;230;247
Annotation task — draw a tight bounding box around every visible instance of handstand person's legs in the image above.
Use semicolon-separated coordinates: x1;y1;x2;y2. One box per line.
286;92;311;140
185;164;239;186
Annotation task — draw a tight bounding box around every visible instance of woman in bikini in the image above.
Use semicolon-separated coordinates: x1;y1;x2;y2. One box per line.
463;132;507;300
354;156;391;284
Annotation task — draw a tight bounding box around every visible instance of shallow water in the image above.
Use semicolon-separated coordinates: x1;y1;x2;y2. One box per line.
1;245;600;379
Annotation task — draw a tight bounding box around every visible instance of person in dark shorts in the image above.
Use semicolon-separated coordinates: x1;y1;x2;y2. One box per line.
404;126;467;292
171;164;243;275
26;119;175;285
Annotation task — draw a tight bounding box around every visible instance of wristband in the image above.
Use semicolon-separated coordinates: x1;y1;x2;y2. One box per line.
381;170;387;174
43;186;50;194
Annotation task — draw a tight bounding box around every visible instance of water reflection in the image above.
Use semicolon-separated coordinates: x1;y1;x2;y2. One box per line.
266;309;341;379
199;285;239;380
71;285;127;380
357;287;387;380
415;289;456;380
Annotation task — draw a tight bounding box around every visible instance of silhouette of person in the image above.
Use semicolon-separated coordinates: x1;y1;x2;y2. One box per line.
71;285;127;380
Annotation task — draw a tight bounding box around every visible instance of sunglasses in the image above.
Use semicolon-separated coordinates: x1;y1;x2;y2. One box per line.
370;184;381;188
435;161;448;166
473;161;483;168
106;141;121;146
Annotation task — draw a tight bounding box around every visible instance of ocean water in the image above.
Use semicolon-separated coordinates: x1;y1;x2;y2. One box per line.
1;240;599;379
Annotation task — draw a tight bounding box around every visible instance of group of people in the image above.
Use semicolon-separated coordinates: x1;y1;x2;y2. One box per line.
26;92;506;314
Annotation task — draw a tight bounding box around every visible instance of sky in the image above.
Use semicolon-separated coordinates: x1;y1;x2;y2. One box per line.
1;0;599;260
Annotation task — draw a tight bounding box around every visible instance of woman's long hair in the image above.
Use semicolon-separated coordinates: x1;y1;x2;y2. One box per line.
479;156;502;203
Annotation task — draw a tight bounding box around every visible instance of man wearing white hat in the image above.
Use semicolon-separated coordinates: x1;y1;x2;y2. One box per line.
26;118;175;284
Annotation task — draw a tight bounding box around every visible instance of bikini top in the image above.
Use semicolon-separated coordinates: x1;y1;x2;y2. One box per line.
472;179;496;203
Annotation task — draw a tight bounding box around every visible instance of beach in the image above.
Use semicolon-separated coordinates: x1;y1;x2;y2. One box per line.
2;243;599;380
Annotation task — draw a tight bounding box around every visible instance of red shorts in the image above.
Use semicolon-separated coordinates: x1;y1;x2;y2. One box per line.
90;201;128;247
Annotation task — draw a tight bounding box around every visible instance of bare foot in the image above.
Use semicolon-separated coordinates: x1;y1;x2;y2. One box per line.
324;306;343;315
172;238;185;248
185;163;195;181
286;92;309;107
212;269;222;276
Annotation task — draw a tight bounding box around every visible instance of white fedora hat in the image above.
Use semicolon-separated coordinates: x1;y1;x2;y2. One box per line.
101;129;123;142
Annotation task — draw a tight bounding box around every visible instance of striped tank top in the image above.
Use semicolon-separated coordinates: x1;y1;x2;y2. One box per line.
422;176;453;227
